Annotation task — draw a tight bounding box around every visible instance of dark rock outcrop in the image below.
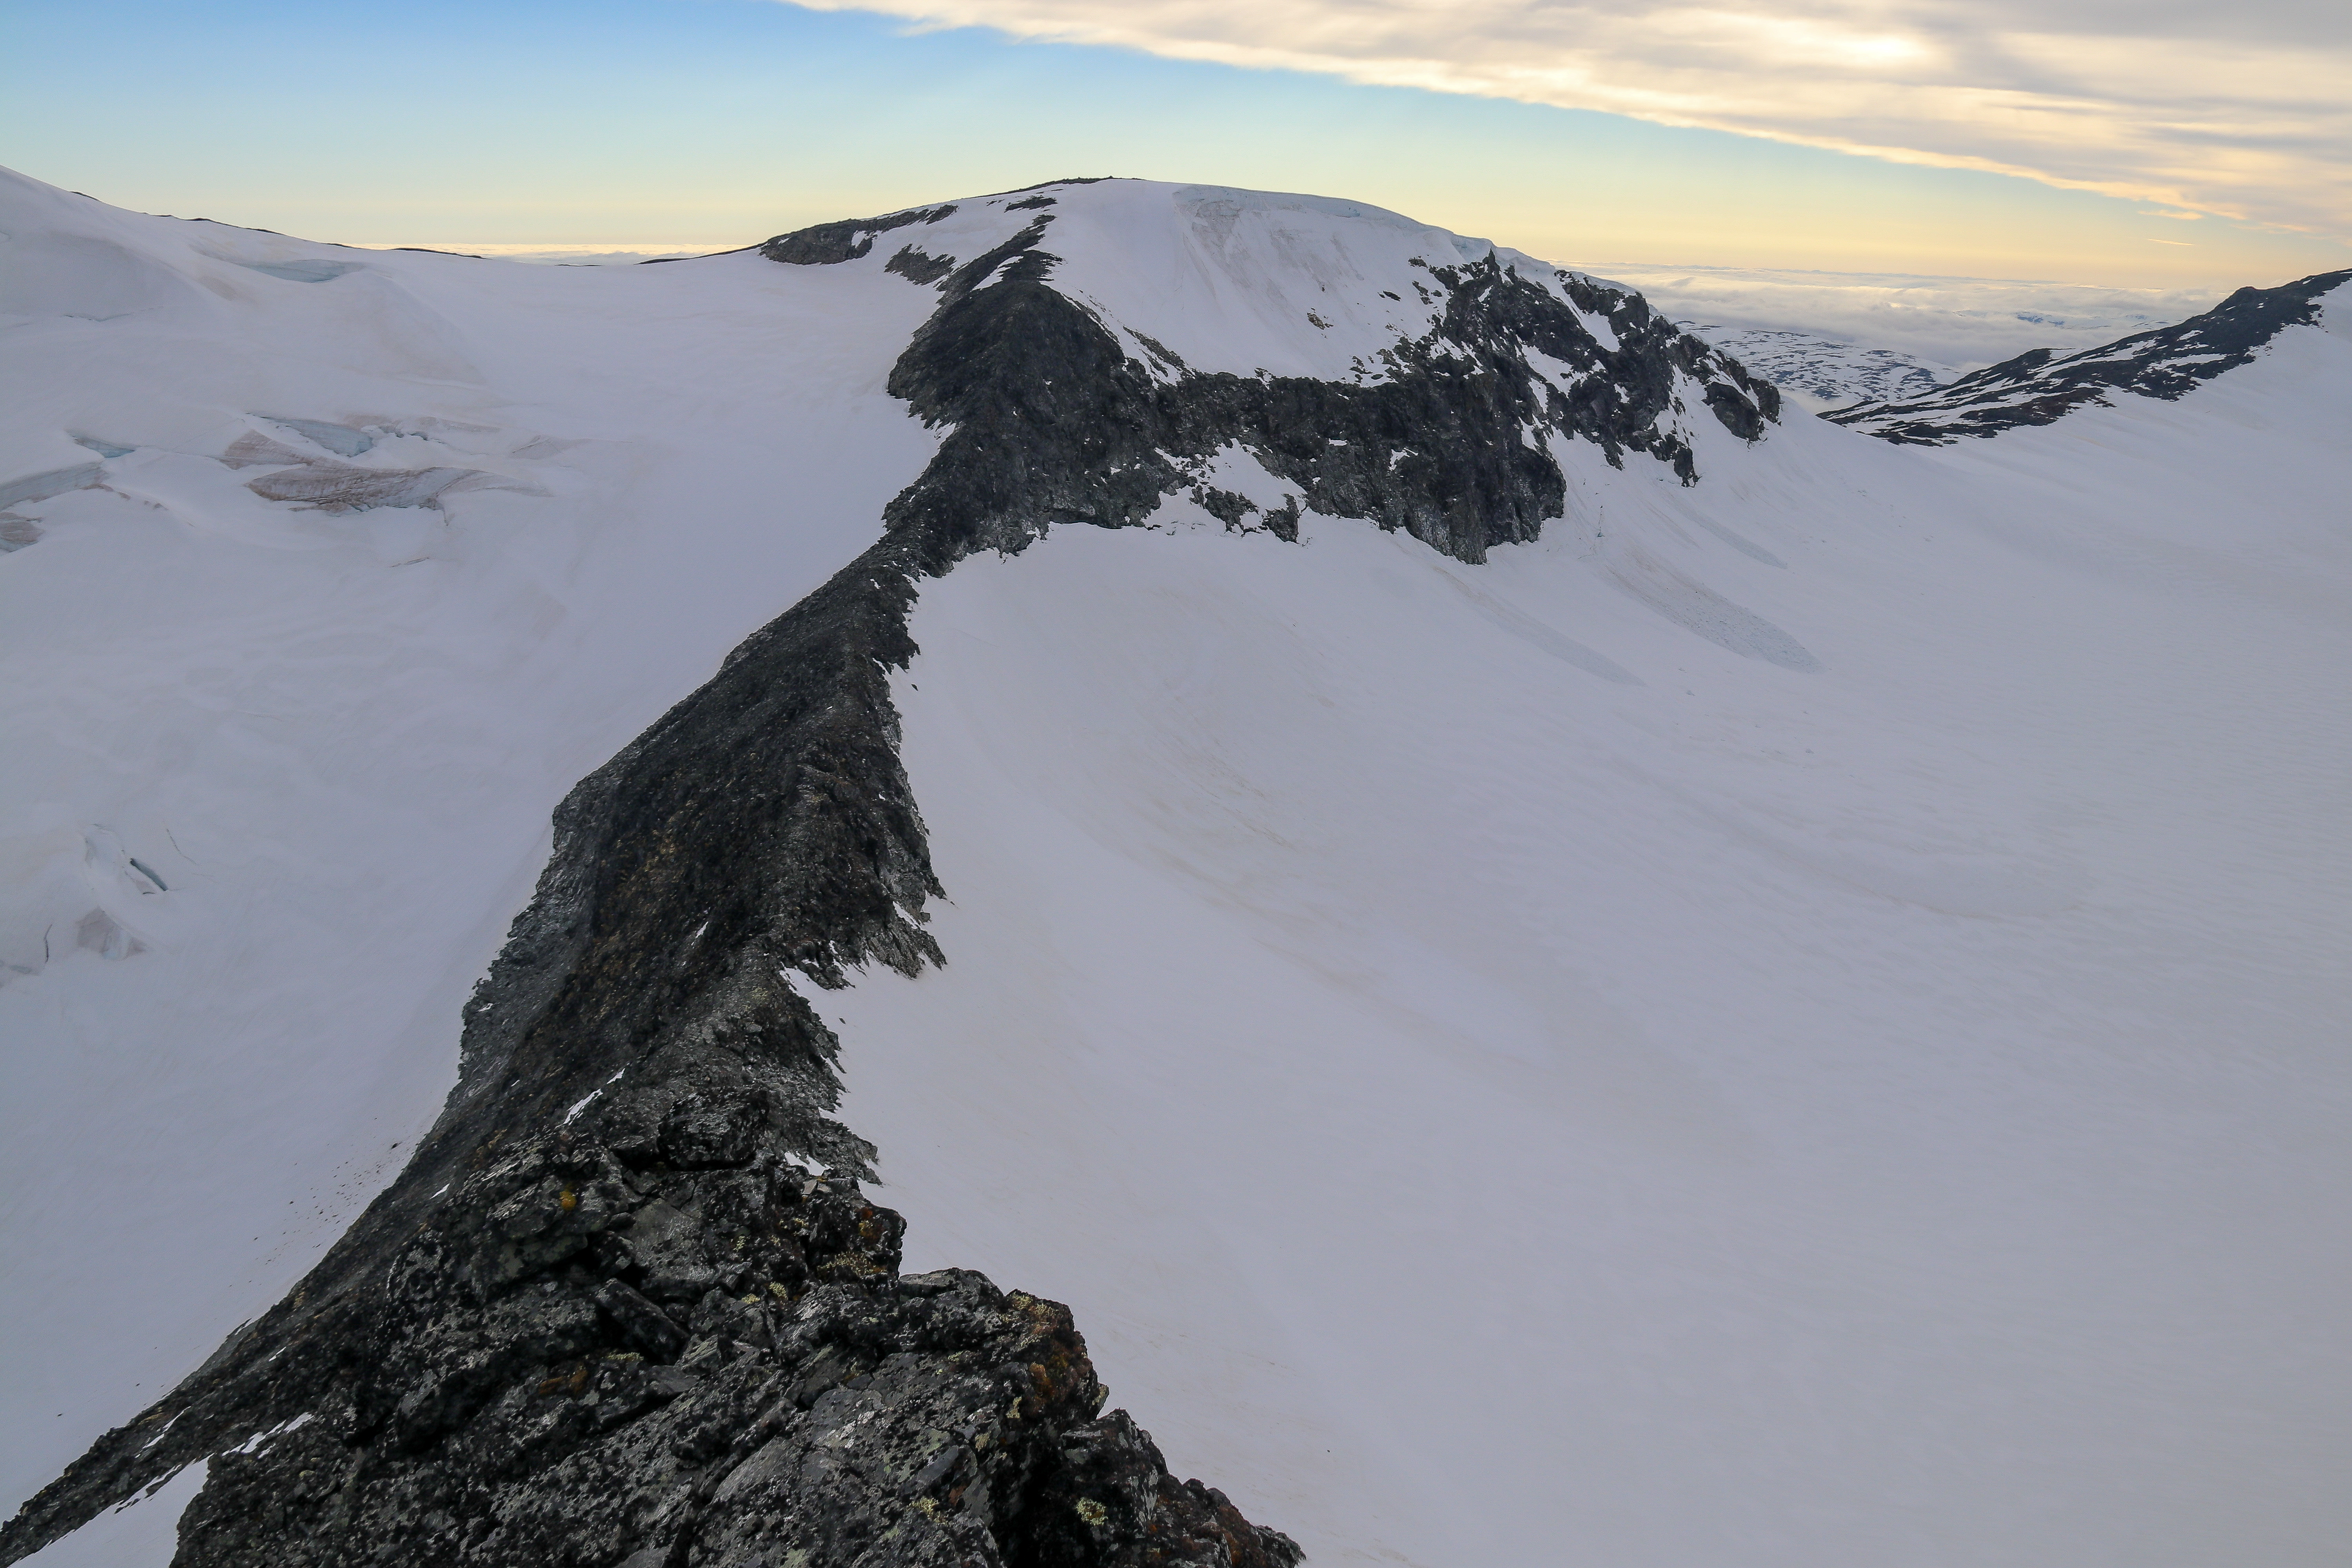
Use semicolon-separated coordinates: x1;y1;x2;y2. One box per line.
22;1115;1298;1567
760;205;960;267
1828;269;2350;444
189;1148;1294;1568
846;200;1778;566
883;247;957;285
5;183;1773;1567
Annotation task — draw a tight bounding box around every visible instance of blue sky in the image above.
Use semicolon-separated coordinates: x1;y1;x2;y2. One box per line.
4;0;2343;287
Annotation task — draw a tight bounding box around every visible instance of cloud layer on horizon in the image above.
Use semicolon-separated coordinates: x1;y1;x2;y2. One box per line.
1587;264;2227;366
783;0;2352;235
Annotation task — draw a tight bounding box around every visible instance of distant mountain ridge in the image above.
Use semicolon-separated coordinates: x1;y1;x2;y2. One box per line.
1825;269;2352;443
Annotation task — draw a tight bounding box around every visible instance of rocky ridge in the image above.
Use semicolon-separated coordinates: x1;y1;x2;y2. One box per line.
3;180;1778;1568
1827;269;2350;444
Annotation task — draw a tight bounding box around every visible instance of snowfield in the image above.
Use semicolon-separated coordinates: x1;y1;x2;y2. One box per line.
833;358;2352;1565
6;169;2350;1568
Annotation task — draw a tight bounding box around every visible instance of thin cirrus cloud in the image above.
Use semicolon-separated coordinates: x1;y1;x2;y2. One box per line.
781;0;2352;235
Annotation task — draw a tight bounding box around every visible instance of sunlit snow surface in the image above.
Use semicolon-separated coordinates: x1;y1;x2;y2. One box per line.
7;169;2352;1567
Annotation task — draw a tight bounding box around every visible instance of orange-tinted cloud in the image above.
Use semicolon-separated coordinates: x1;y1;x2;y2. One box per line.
781;0;2352;233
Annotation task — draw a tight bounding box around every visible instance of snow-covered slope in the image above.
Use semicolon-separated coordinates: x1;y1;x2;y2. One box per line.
830;346;2352;1565
0;163;945;1512
7;170;2351;1568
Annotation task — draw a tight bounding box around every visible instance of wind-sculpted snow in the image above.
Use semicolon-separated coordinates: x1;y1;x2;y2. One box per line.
1829;269;2352;443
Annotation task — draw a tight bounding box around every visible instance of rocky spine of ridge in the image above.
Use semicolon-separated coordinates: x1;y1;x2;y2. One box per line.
1827;269;2351;445
2;524;1302;1568
4;186;1775;1568
783;190;1781;567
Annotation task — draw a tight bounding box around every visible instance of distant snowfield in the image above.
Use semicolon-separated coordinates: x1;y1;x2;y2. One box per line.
1667;324;1955;412
351;243;720;266
1588;262;2224;371
7;169;2351;1567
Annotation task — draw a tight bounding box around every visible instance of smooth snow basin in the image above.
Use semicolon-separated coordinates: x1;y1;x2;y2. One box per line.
828;424;2352;1567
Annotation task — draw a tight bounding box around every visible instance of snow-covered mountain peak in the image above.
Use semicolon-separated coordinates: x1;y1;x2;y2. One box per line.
752;176;1781;565
756;178;1593;386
